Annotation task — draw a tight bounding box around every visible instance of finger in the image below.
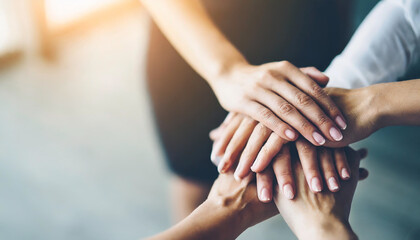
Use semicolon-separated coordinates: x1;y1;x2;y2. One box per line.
251;133;286;172
221;117;258;172
261;77;344;143
358;148;368;159
245;101;298;141
359;168;369;180
211;141;220;166
234;123;271;180
334;148;351;180
319;148;340;192
211;114;243;172
295;138;323;193
254;87;327;146
300;67;329;87
210;113;235;141
278;62;347;130
256;168;275;203
272;144;295;199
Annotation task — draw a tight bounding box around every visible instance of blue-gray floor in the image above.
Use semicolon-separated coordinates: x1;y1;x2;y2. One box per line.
0;9;419;240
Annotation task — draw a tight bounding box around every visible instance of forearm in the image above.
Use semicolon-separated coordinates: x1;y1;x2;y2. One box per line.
141;0;248;86
372;79;420;128
146;200;243;240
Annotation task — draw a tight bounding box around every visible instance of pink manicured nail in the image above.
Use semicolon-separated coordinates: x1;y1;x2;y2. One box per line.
285;129;296;140
312;132;326;145
260;188;271;202
218;159;226;173
336;116;347;130
283;184;294;200
341;168;351;180
328;177;339;191
330;127;343;141
311;177;322;192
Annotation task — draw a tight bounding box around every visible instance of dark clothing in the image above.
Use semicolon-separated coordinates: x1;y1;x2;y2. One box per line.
146;0;352;183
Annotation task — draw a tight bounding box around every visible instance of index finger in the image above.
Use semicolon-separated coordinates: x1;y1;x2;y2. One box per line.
281;63;347;130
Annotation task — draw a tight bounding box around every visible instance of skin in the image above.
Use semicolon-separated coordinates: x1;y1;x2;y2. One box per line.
211;79;420;202
146;148;368;240
274;147;368;240
140;0;347;145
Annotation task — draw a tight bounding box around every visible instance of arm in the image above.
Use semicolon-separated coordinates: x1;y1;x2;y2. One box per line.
323;79;420;147
326;0;420;88
146;172;278;240
141;0;347;145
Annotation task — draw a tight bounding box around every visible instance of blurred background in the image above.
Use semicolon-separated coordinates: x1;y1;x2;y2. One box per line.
0;0;419;239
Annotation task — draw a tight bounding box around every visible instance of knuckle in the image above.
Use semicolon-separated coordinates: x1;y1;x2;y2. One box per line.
261;70;275;81
300;143;314;154
278;102;294;115
260;145;272;156
295;92;313;106
278;60;292;68
257;108;273;121
317;114;330;126
310;84;326;98
300;121;313;132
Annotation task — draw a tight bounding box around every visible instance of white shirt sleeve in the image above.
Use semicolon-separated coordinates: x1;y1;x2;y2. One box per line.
325;0;420;89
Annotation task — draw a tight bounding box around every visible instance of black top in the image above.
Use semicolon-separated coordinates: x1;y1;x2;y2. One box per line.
145;0;352;183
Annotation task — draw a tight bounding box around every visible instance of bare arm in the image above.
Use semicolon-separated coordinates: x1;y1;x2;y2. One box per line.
146;172;278;240
322;79;420;148
141;0;347;146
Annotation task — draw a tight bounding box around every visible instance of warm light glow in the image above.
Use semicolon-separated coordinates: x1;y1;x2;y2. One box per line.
0;0;20;54
45;0;128;26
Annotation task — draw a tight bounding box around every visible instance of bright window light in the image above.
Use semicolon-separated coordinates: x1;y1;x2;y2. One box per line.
45;0;129;26
0;0;20;55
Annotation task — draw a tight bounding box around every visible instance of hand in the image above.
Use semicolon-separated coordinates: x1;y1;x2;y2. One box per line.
274;147;368;240
209;113;287;177
323;87;381;148
211;63;347;146
210;115;351;202
207;171;279;234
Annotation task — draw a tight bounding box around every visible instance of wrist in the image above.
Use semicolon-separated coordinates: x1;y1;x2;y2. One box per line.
296;215;357;240
198;199;245;239
363;83;391;130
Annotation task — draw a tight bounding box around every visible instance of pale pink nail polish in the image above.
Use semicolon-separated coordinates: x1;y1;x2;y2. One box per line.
261;188;271;201
217;159;226;173
328;177;339;191
285;129;296;140
312;132;326;145
341;168;351;180
330;127;343;141
283;184;294;200
336;116;347;130
311;177;322;192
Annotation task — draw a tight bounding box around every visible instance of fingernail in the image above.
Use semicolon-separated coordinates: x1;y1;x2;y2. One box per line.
328;177;339;191
285;129;296;140
336;116;347;130
330;127;343;141
260;188;271;202
311;177;322;192
312;132;326;145
341;168;351;180
217;159;226;173
212;156;222;166
250;163;257;172
234;173;241;182
283;184;294;200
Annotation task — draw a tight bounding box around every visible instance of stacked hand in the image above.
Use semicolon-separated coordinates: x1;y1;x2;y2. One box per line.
210;69;379;202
